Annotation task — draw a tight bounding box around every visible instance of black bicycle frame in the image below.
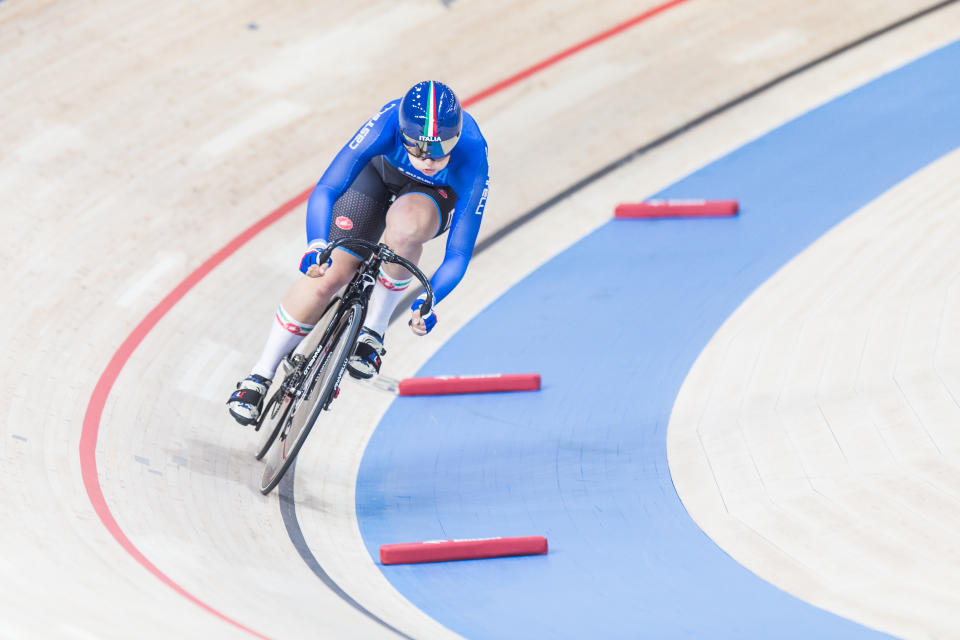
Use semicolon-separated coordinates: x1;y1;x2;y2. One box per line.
290;238;435;400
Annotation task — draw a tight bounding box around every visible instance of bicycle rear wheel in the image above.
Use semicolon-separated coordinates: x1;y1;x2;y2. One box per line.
259;300;363;495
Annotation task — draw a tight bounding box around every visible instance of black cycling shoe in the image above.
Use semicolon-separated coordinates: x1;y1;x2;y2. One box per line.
346;329;385;380
227;374;271;425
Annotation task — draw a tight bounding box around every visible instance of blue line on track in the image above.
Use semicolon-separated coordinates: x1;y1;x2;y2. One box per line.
356;40;960;639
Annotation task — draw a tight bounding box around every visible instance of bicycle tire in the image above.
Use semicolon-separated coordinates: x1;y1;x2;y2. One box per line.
253;296;340;461
253;383;291;461
259;300;364;495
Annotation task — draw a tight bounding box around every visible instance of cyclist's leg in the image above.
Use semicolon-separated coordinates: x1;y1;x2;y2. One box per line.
229;246;364;425
251;160;390;371
243;252;360;380
229;161;388;423
345;193;440;379
363;182;457;337
382;193;441;271
280;252;360;325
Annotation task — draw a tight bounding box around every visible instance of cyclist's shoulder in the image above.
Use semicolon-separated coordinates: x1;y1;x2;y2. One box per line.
345;99;400;152
368;98;401;129
379;98;402;114
460;111;487;147
448;113;488;175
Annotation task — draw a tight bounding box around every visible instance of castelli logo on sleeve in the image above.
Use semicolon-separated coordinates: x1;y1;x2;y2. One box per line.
335;216;354;230
347;102;396;150
437;188;448;199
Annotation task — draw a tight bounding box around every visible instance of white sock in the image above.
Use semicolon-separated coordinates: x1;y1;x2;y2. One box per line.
364;268;413;337
250;305;314;380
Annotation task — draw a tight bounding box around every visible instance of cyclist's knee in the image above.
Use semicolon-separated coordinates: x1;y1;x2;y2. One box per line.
303;275;335;301
386;194;437;243
307;256;355;296
304;273;340;299
384;227;428;254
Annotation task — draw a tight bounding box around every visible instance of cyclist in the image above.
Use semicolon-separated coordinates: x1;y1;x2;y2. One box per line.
228;80;490;426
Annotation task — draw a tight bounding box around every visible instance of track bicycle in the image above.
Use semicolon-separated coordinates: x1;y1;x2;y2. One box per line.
253;238;434;495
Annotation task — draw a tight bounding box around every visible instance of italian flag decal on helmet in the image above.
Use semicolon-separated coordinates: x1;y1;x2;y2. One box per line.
399;80;463;159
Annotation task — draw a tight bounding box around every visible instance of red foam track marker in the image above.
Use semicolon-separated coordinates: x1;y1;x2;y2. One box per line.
398;373;541;396
380;536;548;565
615;199;739;219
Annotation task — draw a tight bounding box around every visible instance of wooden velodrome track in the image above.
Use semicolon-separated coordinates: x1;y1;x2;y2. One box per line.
3;0;960;637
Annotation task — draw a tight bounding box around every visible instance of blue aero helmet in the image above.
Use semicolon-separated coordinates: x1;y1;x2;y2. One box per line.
398;80;462;159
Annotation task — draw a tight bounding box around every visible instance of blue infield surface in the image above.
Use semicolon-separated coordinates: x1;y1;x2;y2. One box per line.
357;40;960;639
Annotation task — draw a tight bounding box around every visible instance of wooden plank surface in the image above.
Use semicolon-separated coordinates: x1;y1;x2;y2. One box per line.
2;0;959;637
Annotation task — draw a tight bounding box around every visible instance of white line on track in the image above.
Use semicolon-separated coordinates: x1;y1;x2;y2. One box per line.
175;338;222;394
726;30;806;64
15;124;86;163
241;6;433;92
58;624;105;640
197;347;247;401
199;100;310;157
115;252;185;309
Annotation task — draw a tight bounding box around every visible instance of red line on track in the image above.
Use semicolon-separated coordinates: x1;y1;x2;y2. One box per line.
78;2;692;636
79;189;308;639
463;0;693;107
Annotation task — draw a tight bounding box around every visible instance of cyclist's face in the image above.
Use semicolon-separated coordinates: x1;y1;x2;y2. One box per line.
405;148;451;176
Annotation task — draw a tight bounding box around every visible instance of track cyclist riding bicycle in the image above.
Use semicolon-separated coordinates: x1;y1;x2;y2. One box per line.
228;80;490;426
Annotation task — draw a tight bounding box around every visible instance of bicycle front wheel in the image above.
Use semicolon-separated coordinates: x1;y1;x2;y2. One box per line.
253;379;292;461
259;300;363;495
254;296;340;461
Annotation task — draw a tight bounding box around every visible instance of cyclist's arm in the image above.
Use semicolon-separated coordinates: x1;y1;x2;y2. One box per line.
428;155;489;304
305;101;398;244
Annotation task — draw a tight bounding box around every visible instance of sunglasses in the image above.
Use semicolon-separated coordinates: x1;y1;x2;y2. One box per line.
402;132;460;160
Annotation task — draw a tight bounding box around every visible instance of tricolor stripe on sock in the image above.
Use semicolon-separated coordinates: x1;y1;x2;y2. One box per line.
275;306;313;337
377;270;412;292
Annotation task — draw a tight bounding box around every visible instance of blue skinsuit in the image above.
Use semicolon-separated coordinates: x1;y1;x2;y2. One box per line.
305;99;490;304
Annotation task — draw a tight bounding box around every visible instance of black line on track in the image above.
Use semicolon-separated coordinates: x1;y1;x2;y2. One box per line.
471;0;960;255
279;1;958;635
278;458;415;640
391;0;960;321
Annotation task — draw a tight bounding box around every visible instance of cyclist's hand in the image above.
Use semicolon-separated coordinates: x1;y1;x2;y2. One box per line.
409;298;437;336
305;263;328;278
300;240;332;276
